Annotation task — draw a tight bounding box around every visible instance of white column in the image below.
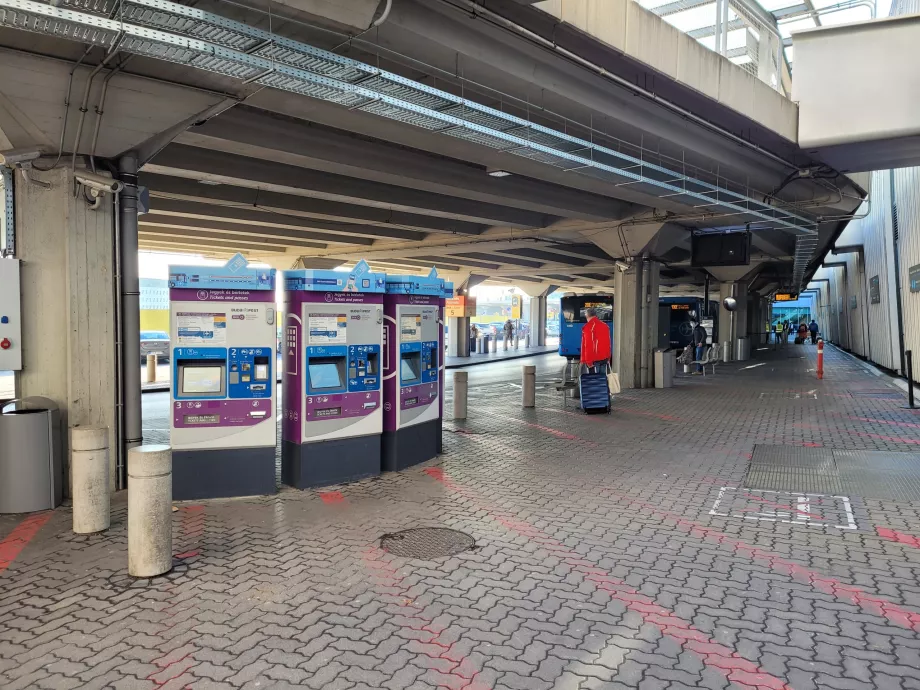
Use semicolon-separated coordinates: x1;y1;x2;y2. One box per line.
128;444;173;578
71;426;110;534
452;371;468;419
522;365;536;407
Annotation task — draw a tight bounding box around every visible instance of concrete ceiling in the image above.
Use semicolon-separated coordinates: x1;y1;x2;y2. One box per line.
0;0;866;293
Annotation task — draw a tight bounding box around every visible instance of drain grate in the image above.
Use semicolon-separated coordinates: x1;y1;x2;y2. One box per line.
380;527;475;559
745;445;920;501
849;391;903;399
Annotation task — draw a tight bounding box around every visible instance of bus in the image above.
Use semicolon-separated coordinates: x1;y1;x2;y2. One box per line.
559;293;613;358
559;293;718;358
659;296;719;349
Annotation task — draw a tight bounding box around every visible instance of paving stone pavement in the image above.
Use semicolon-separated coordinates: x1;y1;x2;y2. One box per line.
5;343;920;689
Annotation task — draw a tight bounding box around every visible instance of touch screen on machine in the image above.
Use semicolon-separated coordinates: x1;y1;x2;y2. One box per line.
182;366;223;394
309;362;342;390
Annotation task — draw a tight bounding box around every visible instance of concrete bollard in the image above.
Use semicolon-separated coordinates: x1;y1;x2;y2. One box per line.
522;365;536;408
71;426;110;534
453;371;468;420
146;354;157;383
128;445;173;578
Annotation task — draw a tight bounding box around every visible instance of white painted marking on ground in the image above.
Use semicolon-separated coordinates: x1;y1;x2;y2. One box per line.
710;487;857;530
742;363;765;370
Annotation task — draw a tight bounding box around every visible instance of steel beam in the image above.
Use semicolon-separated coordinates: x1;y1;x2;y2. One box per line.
141;173;482;235
183;108;633;222
139;214;374;246
148;198;425;242
147;144;553;229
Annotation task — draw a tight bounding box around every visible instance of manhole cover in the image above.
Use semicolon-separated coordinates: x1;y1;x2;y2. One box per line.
380;527;475;559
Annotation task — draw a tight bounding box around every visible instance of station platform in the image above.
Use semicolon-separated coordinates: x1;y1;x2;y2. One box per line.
445;343;557;369
4;343;920;690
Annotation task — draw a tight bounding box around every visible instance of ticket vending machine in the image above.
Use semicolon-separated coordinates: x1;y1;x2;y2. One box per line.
169;254;277;499
281;260;386;488
382;268;449;471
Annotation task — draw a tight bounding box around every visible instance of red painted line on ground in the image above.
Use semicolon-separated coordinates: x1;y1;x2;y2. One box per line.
877;527;920;549
597;488;920;631
506;416;579;440
794;422;920;445
455;431;920;635
319;491;345;504
616;408;684;421
146;505;205;687
0;512;53;575
836;414;920;429
362;544;487;690
423;468;791;690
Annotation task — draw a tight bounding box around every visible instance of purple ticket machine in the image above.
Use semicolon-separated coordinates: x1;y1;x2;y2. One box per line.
169;254;277;500
281;260;386;488
382;269;449;471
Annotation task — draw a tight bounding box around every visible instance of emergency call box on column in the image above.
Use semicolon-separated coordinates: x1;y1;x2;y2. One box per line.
0;259;22;372
168;254;277;500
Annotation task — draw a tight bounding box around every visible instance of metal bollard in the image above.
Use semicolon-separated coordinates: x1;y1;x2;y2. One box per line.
908;350;916;409
146;354;157;383
816;339;824;380
490;337;497;353
128;445;173;578
453;371;468;420
71;426;110;534
522;365;536;408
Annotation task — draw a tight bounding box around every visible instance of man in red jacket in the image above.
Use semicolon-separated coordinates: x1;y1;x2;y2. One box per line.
580;307;611;367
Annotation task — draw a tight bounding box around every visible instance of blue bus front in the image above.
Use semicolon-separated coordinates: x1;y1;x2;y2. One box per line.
559;295;614;358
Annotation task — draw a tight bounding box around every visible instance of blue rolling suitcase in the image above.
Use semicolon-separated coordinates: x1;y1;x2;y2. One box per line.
580;363;611;414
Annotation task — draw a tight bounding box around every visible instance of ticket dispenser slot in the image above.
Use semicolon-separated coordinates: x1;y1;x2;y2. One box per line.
366;352;378;375
177;359;226;399
307;356;347;394
400;351;421;385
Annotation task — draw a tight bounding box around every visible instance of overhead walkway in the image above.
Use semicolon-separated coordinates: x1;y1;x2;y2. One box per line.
4;330;920;690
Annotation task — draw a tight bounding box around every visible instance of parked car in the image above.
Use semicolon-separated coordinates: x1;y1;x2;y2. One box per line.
140;331;170;362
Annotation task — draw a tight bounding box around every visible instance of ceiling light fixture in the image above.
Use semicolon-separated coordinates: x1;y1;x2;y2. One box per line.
198;179;221;186
487;169;512;178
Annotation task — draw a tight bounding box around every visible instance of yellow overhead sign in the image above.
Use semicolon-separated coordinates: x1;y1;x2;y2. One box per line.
774;293;798;302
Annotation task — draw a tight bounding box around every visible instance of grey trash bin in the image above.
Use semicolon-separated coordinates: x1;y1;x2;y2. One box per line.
654;349;675;388
0;397;63;514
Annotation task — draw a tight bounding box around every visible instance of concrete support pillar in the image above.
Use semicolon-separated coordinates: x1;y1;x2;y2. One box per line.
128;444;172;578
71;426;110;534
528;296;547;347
452;371;468;420
14;167;117;496
614;259;660;389
447;316;470;358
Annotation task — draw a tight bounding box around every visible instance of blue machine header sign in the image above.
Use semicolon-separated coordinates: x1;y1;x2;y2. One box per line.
169;253;275;291
385;266;449;296
284;259;386;293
